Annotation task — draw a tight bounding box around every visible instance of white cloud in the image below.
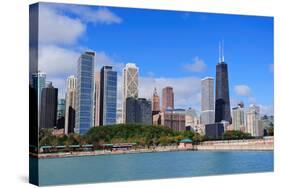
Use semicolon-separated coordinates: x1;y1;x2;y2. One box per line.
71;7;122;25
183;57;207;72
39;6;86;45
234;85;251;97
39;45;80;77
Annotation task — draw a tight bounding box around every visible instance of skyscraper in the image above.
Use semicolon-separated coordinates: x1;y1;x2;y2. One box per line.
94;72;101;126
246;104;263;137
123;63;139;123
126;97;152;125
152;87;160;114
65;75;77;134
162;109;186;131
75;51;95;134
215;43;231;123
100;66;117;125
232;102;245;131
200;77;215;125
57;98;65;129
162;86;174;112
32;71;46;108
40;82;58;129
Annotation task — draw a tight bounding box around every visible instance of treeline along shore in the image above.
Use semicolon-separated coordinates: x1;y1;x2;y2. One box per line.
31;124;273;159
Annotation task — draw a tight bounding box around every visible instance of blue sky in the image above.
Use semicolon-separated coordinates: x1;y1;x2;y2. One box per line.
38;3;274;115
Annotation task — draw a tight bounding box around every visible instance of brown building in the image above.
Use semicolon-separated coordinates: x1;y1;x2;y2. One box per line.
152;87;160;113
162;86;174;112
161;109;186;131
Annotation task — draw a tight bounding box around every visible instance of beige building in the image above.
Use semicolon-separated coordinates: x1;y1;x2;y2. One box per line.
64;75;77;135
122;63;139;123
94;72;101;126
246;104;263;137
232;102;245;131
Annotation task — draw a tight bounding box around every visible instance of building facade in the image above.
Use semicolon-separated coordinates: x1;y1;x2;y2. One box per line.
32;71;46;108
232;102;245;131
125;97;152;125
99;66;117;126
205;123;224;139
123;63;139;123
40;82;58;129
56;98;65;129
64;75;77;134
152;87;160;114
162;109;186;131
200;77;215;125
215;45;231;123
75;51;95;134
94;72;100;126
246;104;263;137
162;86;174;112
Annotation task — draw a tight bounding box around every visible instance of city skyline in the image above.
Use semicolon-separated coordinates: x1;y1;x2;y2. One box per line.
37;3;273;116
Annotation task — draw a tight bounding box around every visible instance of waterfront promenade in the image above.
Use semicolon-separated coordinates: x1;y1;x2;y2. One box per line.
32;137;273;159
195;136;273;151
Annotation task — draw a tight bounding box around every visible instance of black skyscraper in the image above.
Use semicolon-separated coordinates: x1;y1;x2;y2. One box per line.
40;82;58;129
215;43;232;123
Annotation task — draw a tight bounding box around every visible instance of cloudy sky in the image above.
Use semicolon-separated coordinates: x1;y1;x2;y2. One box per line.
36;2;274;115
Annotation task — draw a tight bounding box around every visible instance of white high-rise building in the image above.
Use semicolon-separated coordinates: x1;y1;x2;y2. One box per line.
64;75;77;135
200;77;215;125
246;104;263;137
232;102;245;131
122;63;139;123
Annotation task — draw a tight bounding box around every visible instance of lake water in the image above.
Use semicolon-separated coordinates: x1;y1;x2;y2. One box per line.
31;150;273;186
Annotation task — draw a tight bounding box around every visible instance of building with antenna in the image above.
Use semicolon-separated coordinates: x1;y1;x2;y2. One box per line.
215;41;232;124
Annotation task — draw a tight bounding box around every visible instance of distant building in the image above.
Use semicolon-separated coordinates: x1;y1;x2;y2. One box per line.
126;97;152;125
186;107;199;128
232;102;245;131
151;87;160;115
161;109;186;131
123;63;139;123
64;75;77;134
57;98;65;129
205;123;224;139
200;77;215;125
215;43;231;123
162;87;174;111
94;72;101;126
116;108;123;124
246;104;263;137
75;51;95;134
40;82;58;129
99;66;117;126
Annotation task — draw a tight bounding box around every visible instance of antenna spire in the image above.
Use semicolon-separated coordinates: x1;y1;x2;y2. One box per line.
222;40;225;62
219;42;221;63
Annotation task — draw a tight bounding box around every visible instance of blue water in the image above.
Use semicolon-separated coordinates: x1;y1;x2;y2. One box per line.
33;151;273;186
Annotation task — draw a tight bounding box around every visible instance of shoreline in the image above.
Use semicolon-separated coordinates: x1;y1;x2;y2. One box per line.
31;147;273;159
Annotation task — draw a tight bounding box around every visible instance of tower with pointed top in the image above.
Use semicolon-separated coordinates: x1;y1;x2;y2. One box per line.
215;41;231;124
152;87;160;115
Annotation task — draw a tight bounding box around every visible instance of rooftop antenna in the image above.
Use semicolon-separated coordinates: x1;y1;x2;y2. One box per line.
222;39;225;62
219;41;221;63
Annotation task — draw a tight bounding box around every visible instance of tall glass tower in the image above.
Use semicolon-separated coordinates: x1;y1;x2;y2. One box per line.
32;71;46;108
100;66;117;125
215;42;231;123
75;51;95;134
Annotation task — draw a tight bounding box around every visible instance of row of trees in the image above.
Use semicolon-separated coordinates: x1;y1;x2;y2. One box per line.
39;124;195;148
39;124;257;148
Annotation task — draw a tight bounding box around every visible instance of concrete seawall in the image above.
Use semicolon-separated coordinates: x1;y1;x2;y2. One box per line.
195;137;273;151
